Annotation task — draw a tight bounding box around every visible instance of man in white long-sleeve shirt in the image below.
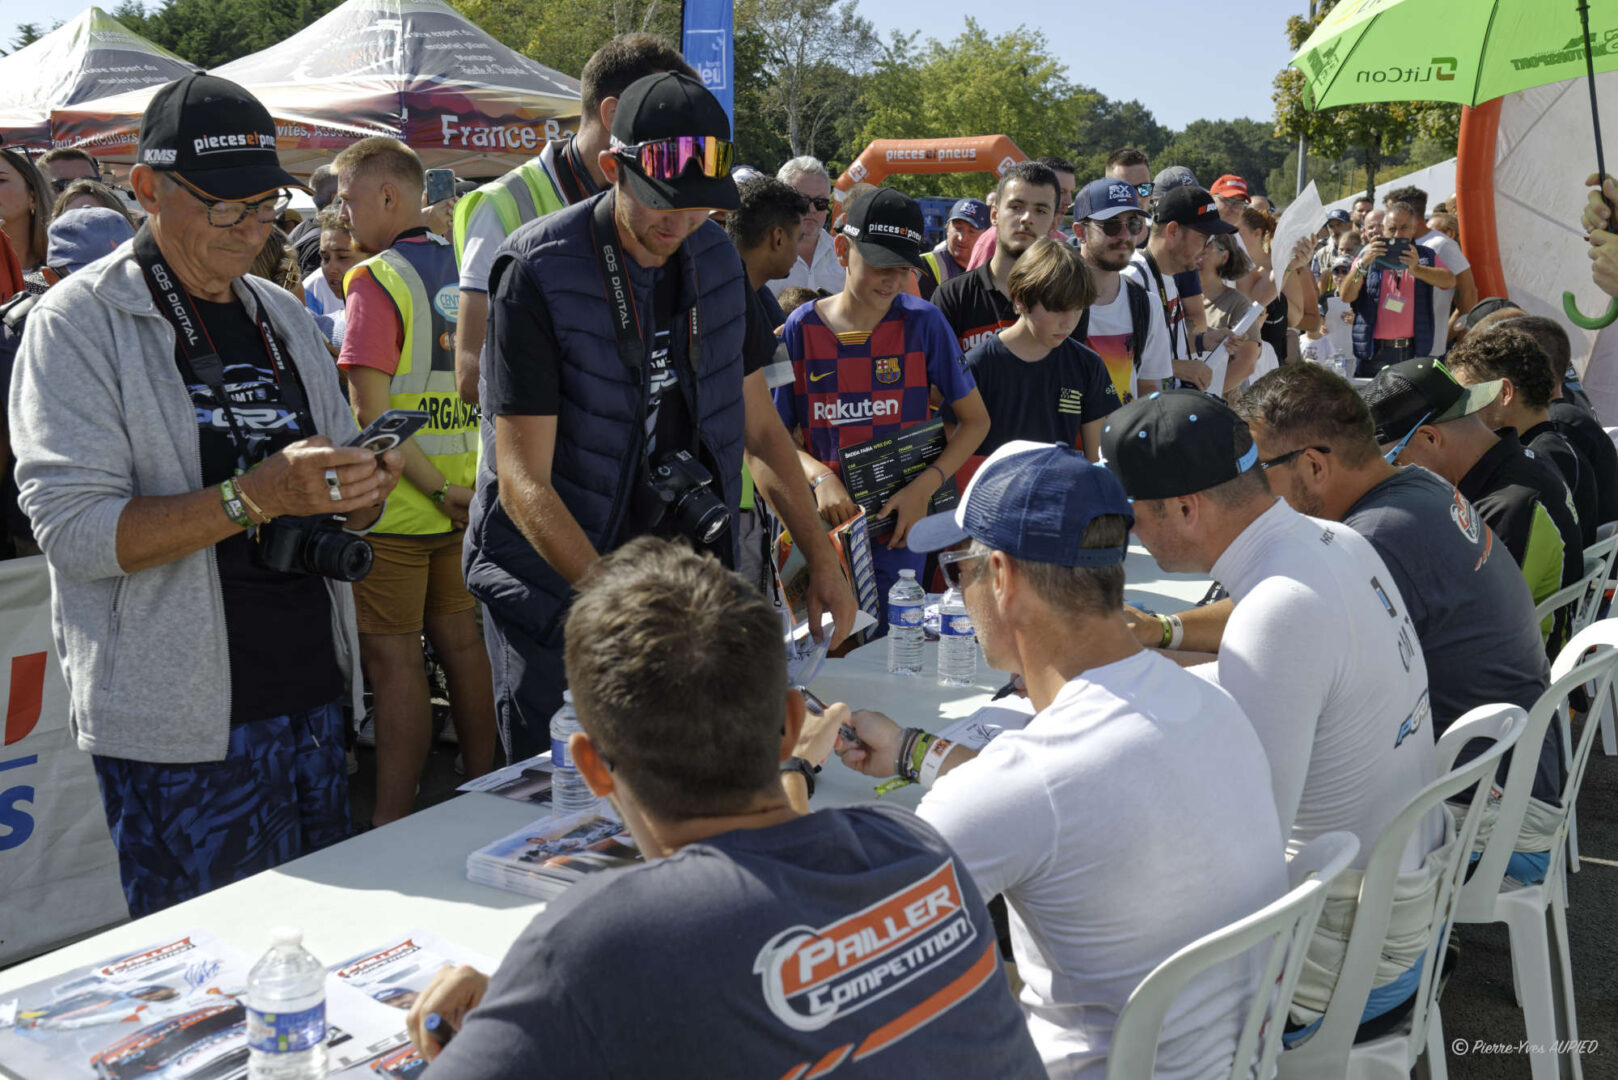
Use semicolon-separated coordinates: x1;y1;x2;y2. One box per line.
1101;390;1445;1039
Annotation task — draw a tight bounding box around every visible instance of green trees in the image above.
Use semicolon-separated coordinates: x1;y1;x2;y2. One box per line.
110;0;343;69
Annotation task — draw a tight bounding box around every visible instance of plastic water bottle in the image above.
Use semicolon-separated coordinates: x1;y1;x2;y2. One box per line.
887;570;925;675
937;586;978;687
247;928;326;1080
550;690;599;816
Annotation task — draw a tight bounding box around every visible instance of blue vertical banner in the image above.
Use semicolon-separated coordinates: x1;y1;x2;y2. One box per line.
682;0;735;126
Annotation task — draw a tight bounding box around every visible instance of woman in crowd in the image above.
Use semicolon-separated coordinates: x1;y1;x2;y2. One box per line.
0;149;53;285
1197;233;1264;396
1235;205;1318;363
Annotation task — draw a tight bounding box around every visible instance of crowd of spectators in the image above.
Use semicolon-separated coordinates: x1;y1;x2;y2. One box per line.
4;28;1618;1080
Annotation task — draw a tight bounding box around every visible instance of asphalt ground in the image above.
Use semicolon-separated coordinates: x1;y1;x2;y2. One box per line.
352;706;1618;1079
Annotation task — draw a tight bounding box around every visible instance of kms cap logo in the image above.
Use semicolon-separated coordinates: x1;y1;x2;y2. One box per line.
752;859;976;1031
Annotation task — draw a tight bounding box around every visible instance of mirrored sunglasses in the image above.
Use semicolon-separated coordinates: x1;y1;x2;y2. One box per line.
616;135;735;183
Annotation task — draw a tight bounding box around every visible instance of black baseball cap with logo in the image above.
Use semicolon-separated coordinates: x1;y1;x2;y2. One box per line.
1100;390;1260;500
611;71;739;212
1360;358;1502;446
137;73;306;200
1153;186;1238;235
841;187;928;270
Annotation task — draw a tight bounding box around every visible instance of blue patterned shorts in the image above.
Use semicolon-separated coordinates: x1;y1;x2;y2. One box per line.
92;700;351;918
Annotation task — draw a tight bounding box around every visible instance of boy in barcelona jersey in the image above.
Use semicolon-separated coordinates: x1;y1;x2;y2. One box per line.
773;187;989;617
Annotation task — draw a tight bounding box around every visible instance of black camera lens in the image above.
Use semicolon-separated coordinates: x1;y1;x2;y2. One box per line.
303;527;374;582
676;488;730;544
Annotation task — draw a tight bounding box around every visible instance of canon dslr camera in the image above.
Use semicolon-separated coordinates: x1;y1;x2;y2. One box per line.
256;515;374;582
647;450;730;545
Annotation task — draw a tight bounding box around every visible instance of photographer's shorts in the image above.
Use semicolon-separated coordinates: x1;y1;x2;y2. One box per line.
353;530;475;635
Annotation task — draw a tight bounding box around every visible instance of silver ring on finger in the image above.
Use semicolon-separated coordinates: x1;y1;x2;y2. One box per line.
328;483;343;502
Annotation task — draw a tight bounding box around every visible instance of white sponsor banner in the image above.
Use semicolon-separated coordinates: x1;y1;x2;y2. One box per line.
0;556;127;966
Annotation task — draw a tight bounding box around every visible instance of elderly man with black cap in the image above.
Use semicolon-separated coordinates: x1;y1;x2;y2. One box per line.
8;74;405;916
1103;390;1447;1042
831;439;1286;1077
468;71;854;759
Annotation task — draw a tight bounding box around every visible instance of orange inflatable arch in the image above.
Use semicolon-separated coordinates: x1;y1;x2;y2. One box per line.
834;136;1028;198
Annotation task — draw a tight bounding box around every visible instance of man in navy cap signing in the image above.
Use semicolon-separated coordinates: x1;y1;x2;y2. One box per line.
832;439;1287;1077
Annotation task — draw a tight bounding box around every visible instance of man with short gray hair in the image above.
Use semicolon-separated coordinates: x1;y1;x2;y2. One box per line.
772;155;844;296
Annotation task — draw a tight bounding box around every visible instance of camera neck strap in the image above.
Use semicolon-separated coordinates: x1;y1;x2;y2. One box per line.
133;225;312;461
590;191;646;371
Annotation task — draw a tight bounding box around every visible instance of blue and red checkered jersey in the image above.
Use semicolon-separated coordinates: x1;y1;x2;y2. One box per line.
773;293;976;472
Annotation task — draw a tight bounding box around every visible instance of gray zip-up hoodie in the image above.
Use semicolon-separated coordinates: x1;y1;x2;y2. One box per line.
9;239;366;764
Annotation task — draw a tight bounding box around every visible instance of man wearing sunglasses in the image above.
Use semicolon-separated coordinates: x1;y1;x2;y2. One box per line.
9;74;403;915
1362;357;1584;628
1071;177;1168;403
454;35;698;407
1236;364;1563;888
1122;186;1236;393
832;440;1288;1077
39;147;102;191
470;71;854;760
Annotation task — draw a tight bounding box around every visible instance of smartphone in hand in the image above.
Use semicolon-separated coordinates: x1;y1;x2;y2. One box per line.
1372;237;1412;272
425;168;455;205
348;409;429;457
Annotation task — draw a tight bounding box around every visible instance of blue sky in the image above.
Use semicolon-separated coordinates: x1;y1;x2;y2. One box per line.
7;0;1307;130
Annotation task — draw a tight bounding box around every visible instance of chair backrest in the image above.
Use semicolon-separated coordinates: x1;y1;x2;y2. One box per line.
1535;556;1606;654
1546;618;1618;877
1578;528;1618;629
1105;832;1360;1080
1281;705;1526;1071
1457;623;1618;919
1577;535;1618;629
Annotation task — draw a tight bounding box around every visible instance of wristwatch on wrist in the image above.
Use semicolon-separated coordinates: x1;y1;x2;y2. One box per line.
430;480;451;506
780;756;819;799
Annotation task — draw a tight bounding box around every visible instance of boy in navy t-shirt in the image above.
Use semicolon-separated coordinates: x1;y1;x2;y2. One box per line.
772;188;988;612
959;237;1120;459
407;538;1045;1080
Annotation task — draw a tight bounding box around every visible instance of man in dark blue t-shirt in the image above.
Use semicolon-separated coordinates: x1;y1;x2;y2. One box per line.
409;538;1044;1079
1238;365;1561;883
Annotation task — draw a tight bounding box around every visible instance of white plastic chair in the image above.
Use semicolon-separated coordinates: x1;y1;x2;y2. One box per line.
1533;556;1606;874
1105;832;1360;1080
1452;619;1618;1080
1583;524;1618;757
1277;704;1527;1080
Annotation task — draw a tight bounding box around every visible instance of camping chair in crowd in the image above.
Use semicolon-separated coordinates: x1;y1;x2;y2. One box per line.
1453;619;1618;1080
1276;704;1527;1080
1105;832;1359;1080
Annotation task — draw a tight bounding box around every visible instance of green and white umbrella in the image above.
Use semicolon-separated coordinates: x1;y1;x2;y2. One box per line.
1291;0;1618;325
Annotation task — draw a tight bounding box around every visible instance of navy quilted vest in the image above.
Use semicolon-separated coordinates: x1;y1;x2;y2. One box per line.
1350;248;1436;362
464;191;749;637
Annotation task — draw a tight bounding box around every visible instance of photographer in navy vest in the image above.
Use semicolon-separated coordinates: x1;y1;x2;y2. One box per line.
466;73;855;758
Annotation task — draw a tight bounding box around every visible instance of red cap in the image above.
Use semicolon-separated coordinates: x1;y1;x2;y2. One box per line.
1210;174;1249;200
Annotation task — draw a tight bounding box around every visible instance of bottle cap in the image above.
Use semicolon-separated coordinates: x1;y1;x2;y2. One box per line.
270;926;302;948
562;689;574;703
899;569;916;579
